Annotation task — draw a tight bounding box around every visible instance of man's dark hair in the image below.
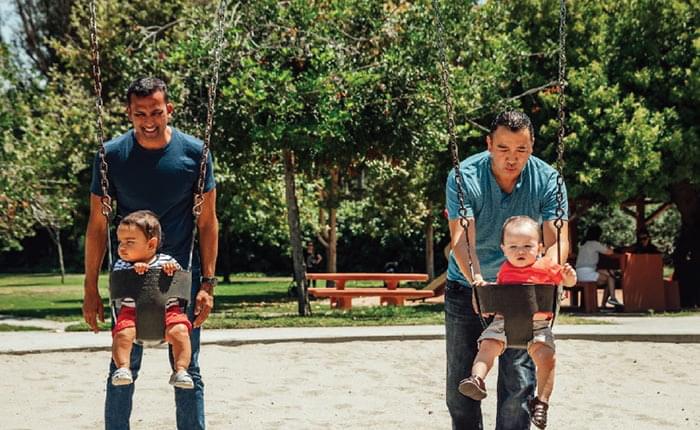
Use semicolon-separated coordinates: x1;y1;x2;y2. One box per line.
489;110;534;142
119;210;162;247
126;77;168;104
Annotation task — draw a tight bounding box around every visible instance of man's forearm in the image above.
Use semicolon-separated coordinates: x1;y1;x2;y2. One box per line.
84;226;107;293
198;222;218;278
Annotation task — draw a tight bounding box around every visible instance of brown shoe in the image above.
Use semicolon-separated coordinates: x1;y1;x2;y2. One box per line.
529;397;549;429
458;375;487;400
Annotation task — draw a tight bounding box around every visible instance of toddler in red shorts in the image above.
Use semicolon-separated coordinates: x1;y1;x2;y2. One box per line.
111;210;194;389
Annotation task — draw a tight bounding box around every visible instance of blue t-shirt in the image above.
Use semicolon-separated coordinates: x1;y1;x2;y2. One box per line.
90;127;215;268
445;151;568;286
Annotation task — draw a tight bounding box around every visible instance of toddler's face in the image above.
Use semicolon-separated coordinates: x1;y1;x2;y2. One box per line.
501;227;542;268
116;224;157;263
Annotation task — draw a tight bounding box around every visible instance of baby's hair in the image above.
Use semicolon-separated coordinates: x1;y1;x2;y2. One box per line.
501;216;542;244
119;210;162;247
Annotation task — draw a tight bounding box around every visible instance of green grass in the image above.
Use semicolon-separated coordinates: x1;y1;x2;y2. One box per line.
0;273;647;332
0;323;50;331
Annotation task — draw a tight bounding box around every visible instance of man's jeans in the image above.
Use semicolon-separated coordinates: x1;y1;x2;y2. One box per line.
445;281;535;430
105;273;205;430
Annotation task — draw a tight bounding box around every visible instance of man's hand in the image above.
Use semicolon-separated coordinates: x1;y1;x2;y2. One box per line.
161;262;179;276
133;262;149;275
470;274;491;315
193;288;214;328
82;287;105;333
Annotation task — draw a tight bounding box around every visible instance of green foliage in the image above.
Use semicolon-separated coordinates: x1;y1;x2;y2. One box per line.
1;0;698;272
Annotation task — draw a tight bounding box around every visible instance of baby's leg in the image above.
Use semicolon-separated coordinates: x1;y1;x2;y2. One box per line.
112;326;136;369
529;342;556;403
166;323;191;372
471;338;504;379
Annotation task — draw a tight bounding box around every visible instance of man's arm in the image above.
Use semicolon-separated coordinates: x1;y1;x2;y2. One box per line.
193;188;218;328
543;220;570;265
82;193;108;333
449;217;483;284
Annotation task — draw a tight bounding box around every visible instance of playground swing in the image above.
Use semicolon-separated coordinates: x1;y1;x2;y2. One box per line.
88;0;227;344
432;0;569;349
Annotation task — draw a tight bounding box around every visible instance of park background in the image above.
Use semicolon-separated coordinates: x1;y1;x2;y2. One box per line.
1;0;699;326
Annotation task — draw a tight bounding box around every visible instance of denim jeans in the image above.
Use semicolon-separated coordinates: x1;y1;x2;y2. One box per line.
445;281;535;430
105;271;205;430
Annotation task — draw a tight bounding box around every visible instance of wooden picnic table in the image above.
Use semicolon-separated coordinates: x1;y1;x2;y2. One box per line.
307;272;431;310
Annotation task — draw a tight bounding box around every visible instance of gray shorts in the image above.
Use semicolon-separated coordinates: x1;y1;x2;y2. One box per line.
478;317;556;353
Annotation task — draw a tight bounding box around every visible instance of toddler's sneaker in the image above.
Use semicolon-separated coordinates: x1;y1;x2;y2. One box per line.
111;367;133;386
458;375;487;400
169;370;194;389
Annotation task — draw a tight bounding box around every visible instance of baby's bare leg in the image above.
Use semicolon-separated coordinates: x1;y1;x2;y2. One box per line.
166;323;191;372
112;327;136;368
471;339;504;379
529;342;556;403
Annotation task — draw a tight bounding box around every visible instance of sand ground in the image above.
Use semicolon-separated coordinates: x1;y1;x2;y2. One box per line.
3;339;699;429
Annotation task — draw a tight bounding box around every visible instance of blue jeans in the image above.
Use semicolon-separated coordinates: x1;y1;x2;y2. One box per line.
105;273;205;429
445;281;535;430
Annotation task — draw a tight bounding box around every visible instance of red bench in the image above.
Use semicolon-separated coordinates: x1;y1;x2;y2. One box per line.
307;273;432;310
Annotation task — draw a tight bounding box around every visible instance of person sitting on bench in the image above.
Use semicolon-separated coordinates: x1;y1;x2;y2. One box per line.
111;210;194;389
575;224;622;307
458;216;576;429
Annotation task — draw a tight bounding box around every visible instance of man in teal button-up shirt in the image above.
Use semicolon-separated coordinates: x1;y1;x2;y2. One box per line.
444;110;569;430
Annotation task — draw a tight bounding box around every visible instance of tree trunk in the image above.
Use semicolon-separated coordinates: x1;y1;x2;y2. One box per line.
425;204;435;281
55;229;65;284
670;180;700;308
46;227;65;284
328;168;339;275
283;149;310;316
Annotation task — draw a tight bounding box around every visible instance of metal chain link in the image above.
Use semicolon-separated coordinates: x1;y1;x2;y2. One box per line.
554;0;567;265
431;0;475;280
192;0;227;219
89;0;113;267
188;0;227;271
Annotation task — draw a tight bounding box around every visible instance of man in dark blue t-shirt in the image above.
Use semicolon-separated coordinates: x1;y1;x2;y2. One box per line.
83;77;218;430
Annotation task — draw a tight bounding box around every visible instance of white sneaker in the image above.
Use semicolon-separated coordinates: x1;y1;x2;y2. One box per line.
169;370;194;389
111;367;133;386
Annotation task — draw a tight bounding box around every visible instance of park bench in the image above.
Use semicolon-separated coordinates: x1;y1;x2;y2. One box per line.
307;273;432;310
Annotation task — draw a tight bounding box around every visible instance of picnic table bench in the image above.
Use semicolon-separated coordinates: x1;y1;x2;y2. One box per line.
307;273;432;310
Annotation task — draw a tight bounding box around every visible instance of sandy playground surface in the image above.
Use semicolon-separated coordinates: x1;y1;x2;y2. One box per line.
2;339;699;429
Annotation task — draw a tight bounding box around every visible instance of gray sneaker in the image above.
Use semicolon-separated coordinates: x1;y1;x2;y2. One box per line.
169;370;194;389
111;367;133;386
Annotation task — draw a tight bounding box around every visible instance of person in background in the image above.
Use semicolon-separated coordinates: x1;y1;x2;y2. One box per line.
575;225;621;307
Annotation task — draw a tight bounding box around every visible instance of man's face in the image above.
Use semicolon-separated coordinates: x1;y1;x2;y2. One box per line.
116;224;157;263
127;90;173;146
487;126;533;182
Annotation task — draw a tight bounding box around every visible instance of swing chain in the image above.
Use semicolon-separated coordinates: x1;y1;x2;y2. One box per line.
89;1;112;220
554;0;567;263
431;0;475;279
193;0;227;218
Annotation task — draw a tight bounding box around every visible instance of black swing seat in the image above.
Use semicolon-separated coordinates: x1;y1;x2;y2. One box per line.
109;269;192;344
474;284;560;349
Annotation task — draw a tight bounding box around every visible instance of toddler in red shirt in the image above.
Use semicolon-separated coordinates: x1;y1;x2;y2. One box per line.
458;216;576;429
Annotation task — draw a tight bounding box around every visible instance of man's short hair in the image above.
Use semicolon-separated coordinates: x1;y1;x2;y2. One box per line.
119;210;162;247
126;77;168;104
490;110;534;142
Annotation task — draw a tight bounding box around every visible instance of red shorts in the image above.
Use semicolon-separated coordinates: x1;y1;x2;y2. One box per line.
112;305;192;336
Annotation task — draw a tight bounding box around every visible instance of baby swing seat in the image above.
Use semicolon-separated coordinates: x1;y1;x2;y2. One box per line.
109;269;191;344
